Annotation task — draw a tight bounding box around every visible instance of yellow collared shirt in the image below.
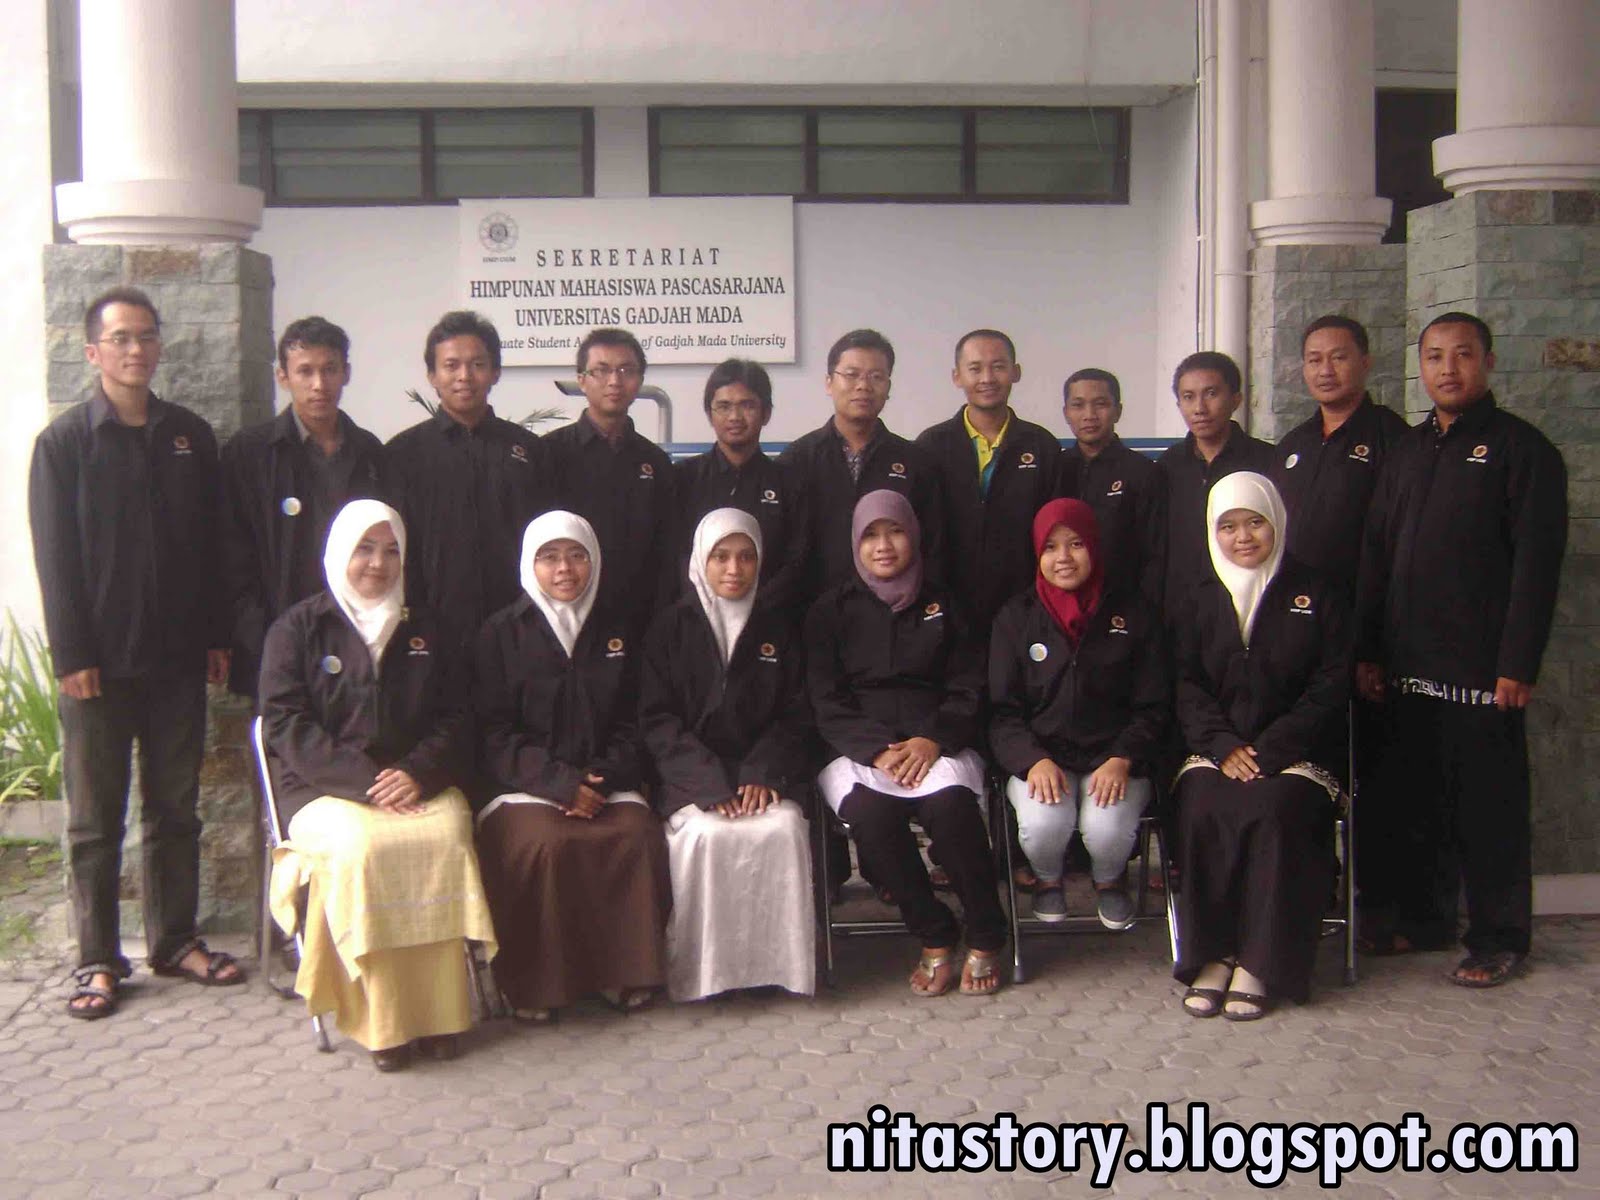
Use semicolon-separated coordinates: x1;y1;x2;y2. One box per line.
963;406;1013;495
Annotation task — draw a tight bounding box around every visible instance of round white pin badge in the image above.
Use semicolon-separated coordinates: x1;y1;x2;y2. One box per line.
1028;643;1048;662
321;655;342;675
282;496;302;516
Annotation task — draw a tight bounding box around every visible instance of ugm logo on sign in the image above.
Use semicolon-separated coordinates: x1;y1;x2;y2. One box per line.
478;213;519;253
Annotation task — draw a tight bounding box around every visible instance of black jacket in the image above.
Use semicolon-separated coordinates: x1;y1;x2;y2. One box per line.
804;579;982;766
29;390;226;679
259;594;466;824
385;407;553;654
220;407;386;697
545;413;677;633
988;589;1169;779
1175;559;1351;775
915;409;1063;626
778;420;947;604
1270;395;1410;598
1157;422;1276;618
472;596;643;812
672;447;810;619
1356;395;1567;688
639;598;813;816
1060;435;1168;612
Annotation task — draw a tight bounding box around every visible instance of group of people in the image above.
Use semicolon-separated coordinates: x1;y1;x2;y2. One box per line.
31;288;1566;1066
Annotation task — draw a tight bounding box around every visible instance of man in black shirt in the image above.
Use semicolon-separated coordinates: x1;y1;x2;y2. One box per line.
386;311;552;654
1356;312;1567;987
30;287;241;1019
1060;367;1167;610
221;316;385;698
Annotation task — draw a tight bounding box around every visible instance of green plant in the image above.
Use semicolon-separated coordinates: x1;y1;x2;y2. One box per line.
0;615;61;803
405;388;566;431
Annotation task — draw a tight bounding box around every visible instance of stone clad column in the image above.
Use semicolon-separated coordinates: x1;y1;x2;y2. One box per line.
1433;0;1600;193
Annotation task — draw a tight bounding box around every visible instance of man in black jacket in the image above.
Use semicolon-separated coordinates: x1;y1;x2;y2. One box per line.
915;329;1061;627
221;316;385;698
1355;312;1567;987
30;287;241;1019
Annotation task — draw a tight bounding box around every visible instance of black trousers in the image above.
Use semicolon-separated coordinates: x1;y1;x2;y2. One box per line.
838;785;1007;952
1359;694;1531;957
59;671;208;973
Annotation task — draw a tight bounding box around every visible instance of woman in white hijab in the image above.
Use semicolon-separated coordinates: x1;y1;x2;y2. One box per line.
640;508;815;1000
1170;472;1350;1022
260;499;495;1072
471;511;671;1022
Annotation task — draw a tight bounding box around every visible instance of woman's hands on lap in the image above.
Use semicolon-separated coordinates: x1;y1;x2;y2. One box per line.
1086;757;1132;807
874;738;940;788
368;768;424;814
1220;745;1262;782
1026;758;1069;805
715;783;777;819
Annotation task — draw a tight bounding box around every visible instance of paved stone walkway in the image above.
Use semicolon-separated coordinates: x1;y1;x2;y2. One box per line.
0;912;1596;1198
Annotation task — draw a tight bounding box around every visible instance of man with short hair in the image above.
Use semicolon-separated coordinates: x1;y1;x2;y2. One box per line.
220;316;385;697
1156;351;1273;618
1356;312;1567;987
1060;367;1167;610
30;287;242;1019
544;327;677;632
779;329;946;603
386;310;552;653
915;329;1061;626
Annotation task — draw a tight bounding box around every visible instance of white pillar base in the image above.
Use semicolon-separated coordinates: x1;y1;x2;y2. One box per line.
56;179;263;245
1249;193;1393;246
1434;126;1600;194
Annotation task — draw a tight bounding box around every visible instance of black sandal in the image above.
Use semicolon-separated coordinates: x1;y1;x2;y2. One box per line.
1448;951;1524;989
1182;986;1224;1018
151;939;246;987
1221;990;1273;1021
371;1044;412;1072
65;962;129;1021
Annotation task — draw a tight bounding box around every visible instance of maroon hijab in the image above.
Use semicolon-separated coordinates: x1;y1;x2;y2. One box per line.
1032;498;1104;647
852;490;923;612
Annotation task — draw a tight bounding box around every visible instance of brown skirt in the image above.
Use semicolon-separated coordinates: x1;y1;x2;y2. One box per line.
476;799;670;1010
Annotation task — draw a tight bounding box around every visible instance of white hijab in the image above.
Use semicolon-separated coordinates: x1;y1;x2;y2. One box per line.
519;510;601;658
689;508;762;666
323;499;407;669
1205;471;1287;646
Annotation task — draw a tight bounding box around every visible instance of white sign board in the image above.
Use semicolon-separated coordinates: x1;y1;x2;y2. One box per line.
460;197;796;367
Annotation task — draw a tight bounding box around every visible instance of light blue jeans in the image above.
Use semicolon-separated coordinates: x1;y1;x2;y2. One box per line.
1006;772;1153;886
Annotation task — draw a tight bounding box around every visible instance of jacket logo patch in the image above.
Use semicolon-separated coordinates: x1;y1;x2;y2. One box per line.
1291;594;1314;615
1028;642;1048;662
1018;452;1037;468
511;444;528;462
760;488;779;505
639;462;654;479
759;642;778;662
889;462;907;479
281;496;302;517
922;602;942;621
1109;615;1129;635
606;636;625;657
1351;444;1371;461
1283;452;1299;470
1468;444;1489;463
320;655;342;675
1110;479;1124;494
172;435;192;456
408;636;428;655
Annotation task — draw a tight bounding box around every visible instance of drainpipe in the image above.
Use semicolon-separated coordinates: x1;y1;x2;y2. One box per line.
1213;0;1250;407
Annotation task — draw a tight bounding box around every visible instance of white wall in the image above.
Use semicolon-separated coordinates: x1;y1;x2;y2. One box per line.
251;100;1194;448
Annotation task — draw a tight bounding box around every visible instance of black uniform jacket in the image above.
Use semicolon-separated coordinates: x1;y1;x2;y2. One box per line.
639;598;813;817
545;412;677;630
259;594;466;825
221;407;386;696
385;407;553;654
472;595;643;812
1060;435;1168;612
778;420;947;603
915;409;1064;626
1270;395;1409;597
29;389;226;680
1356;395;1567;688
1157;422;1275;619
988;589;1169;780
672;447;810;618
1175;559;1351;776
804;579;982;766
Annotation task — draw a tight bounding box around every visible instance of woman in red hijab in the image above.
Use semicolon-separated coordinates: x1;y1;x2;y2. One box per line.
988;499;1169;930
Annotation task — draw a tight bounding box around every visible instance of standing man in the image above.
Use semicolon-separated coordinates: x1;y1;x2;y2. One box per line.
30;287;242;1020
1060;367;1167;610
386;311;552;654
915;329;1061;626
674;358;809;618
1157;352;1273;618
780;329;946;603
545;327;676;632
221;316;385;698
1356;312;1567;987
1271;315;1409;599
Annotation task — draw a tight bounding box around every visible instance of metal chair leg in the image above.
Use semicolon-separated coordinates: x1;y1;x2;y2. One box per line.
814;815;837;989
992;792;1026;986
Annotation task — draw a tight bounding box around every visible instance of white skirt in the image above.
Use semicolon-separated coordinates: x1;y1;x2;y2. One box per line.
818;747;987;814
664;798;815;1001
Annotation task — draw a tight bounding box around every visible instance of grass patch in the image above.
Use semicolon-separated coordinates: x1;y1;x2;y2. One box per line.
0;838;61;958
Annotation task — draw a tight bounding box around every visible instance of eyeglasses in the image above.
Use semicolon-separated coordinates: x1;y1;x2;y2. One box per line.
710;399;763;417
534;547;591;567
584;365;640;382
831;368;889;388
97;332;160;350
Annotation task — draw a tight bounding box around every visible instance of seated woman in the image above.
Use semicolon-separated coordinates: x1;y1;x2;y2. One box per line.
261;499;496;1073
472;511;670;1022
641;508;815;1001
989;499;1167;929
806;490;1006;997
1172;472;1349;1021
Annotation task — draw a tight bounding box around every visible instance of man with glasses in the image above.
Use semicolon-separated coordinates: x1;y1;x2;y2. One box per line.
386;310;552;653
30;287;242;1020
545;327;677;632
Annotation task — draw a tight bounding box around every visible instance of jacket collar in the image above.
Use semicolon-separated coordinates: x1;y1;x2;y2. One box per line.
88;385;168;432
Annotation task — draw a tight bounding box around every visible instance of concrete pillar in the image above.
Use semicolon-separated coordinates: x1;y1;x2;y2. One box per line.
1249;0;1391;245
54;0;262;243
1433;0;1600;194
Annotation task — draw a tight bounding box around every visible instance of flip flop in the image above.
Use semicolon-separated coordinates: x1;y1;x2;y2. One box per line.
959;949;1001;996
910;950;955;997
